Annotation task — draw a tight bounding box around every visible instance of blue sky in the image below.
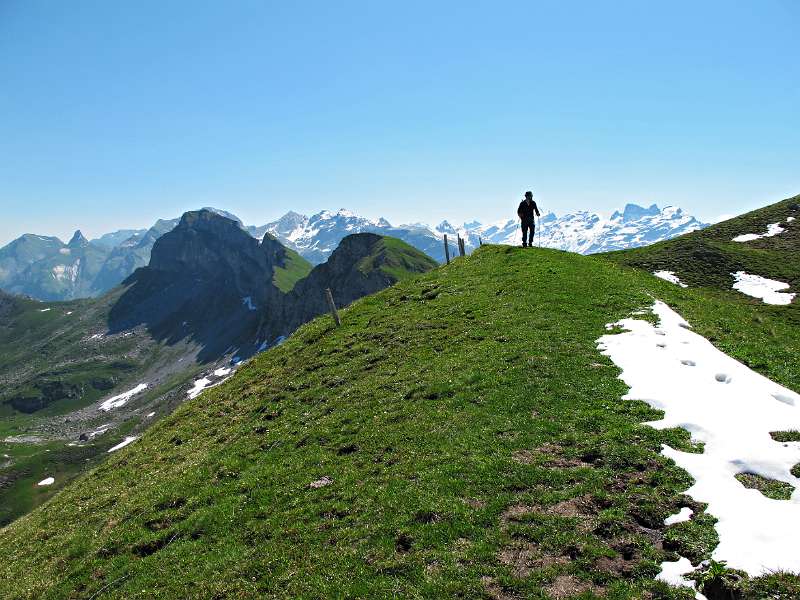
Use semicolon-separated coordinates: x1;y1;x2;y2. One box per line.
1;0;798;245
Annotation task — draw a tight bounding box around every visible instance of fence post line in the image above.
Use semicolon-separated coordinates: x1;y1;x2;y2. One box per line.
479;237;483;246
324;288;341;327
443;234;450;264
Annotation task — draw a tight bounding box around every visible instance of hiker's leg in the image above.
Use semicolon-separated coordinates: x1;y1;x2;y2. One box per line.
521;222;529;246
528;225;535;245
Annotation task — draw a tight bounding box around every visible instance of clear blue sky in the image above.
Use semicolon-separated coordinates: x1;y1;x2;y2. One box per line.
1;0;798;244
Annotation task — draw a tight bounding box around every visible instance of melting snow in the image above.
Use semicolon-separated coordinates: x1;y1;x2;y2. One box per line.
88;424;112;439
145;411;156;418
107;436;137;453
657;557;707;599
598;301;800;576
732;271;795;305
664;506;694;525
98;383;148;411
187;367;234;399
732;222;784;242
653;270;688;288
38;308;51;312
187;377;212;399
788;216;796;223
242;296;257;311
37;476;55;486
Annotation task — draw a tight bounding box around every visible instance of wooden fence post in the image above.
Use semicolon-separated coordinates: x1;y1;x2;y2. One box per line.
324;288;341;327
443;234;450;264
479;237;483;246
458;236;465;257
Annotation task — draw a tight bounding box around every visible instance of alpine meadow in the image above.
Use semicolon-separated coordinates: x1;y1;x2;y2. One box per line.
2;3;799;599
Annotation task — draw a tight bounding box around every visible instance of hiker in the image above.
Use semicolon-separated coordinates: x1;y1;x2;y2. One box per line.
517;191;541;247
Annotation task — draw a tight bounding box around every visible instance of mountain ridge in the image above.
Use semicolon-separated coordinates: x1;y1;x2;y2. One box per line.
0;202;709;301
1;199;797;596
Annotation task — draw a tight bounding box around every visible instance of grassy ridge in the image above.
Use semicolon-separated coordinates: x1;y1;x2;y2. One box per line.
0;244;797;598
272;248;313;293
604;194;800;291
356;236;439;282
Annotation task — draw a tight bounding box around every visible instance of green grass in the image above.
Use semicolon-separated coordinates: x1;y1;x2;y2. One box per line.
272;248;313;293
734;473;794;500
0;230;797;598
356;236;439;281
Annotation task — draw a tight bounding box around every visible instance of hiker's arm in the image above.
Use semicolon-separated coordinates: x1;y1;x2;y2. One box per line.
534;202;541;217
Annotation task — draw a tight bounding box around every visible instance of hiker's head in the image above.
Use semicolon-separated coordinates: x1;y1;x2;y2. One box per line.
524;191;533;200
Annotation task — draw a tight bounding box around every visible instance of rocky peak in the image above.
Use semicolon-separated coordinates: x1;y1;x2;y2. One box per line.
619;203;661;222
148;210;268;284
436;220;457;234
67;230;89;248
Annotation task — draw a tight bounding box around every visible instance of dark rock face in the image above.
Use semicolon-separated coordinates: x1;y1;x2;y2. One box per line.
108;212;434;362
109;211;288;361
284;233;394;331
282;233;432;335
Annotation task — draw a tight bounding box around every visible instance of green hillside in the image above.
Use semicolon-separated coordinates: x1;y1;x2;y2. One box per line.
2;243;798;598
605;194;800;292
272;247;313;293
356;236;439;281
0;288;201;526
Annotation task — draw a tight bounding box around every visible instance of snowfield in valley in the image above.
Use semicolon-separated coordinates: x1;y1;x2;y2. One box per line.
732;271;795;305
599;301;800;580
98;383;148;411
107;436;137;453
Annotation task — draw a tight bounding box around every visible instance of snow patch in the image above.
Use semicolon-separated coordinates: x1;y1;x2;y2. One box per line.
107;436;137;453
664;506;694;525
787;216;796;223
598;301;800;576
732;222;784;242
187;377;212;399
145;411;156;418
37;476;55;486
98;383;148;411
732;271;795;305
213;367;231;377
657;556;707;599
653;270;688;288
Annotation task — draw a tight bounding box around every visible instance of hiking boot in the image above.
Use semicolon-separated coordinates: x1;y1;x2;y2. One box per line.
522;243;527;248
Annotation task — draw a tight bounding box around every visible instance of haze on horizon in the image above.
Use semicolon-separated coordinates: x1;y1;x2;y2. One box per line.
1;0;798;245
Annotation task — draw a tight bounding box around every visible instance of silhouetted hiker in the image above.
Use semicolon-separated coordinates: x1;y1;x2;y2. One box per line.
517;191;541;247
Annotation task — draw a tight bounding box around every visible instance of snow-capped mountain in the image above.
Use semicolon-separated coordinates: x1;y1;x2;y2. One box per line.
255;204;707;264
1;202;706;300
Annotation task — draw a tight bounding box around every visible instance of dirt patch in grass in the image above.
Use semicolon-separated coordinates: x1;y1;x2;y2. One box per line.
498;540;569;577
501;503;538;524
511;449;536;464
481;576;521;600
543;574;602;599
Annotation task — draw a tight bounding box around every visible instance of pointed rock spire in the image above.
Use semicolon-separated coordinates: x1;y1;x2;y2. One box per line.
67;230;89;248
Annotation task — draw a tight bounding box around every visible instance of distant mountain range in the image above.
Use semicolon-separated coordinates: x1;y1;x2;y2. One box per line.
0;203;707;301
